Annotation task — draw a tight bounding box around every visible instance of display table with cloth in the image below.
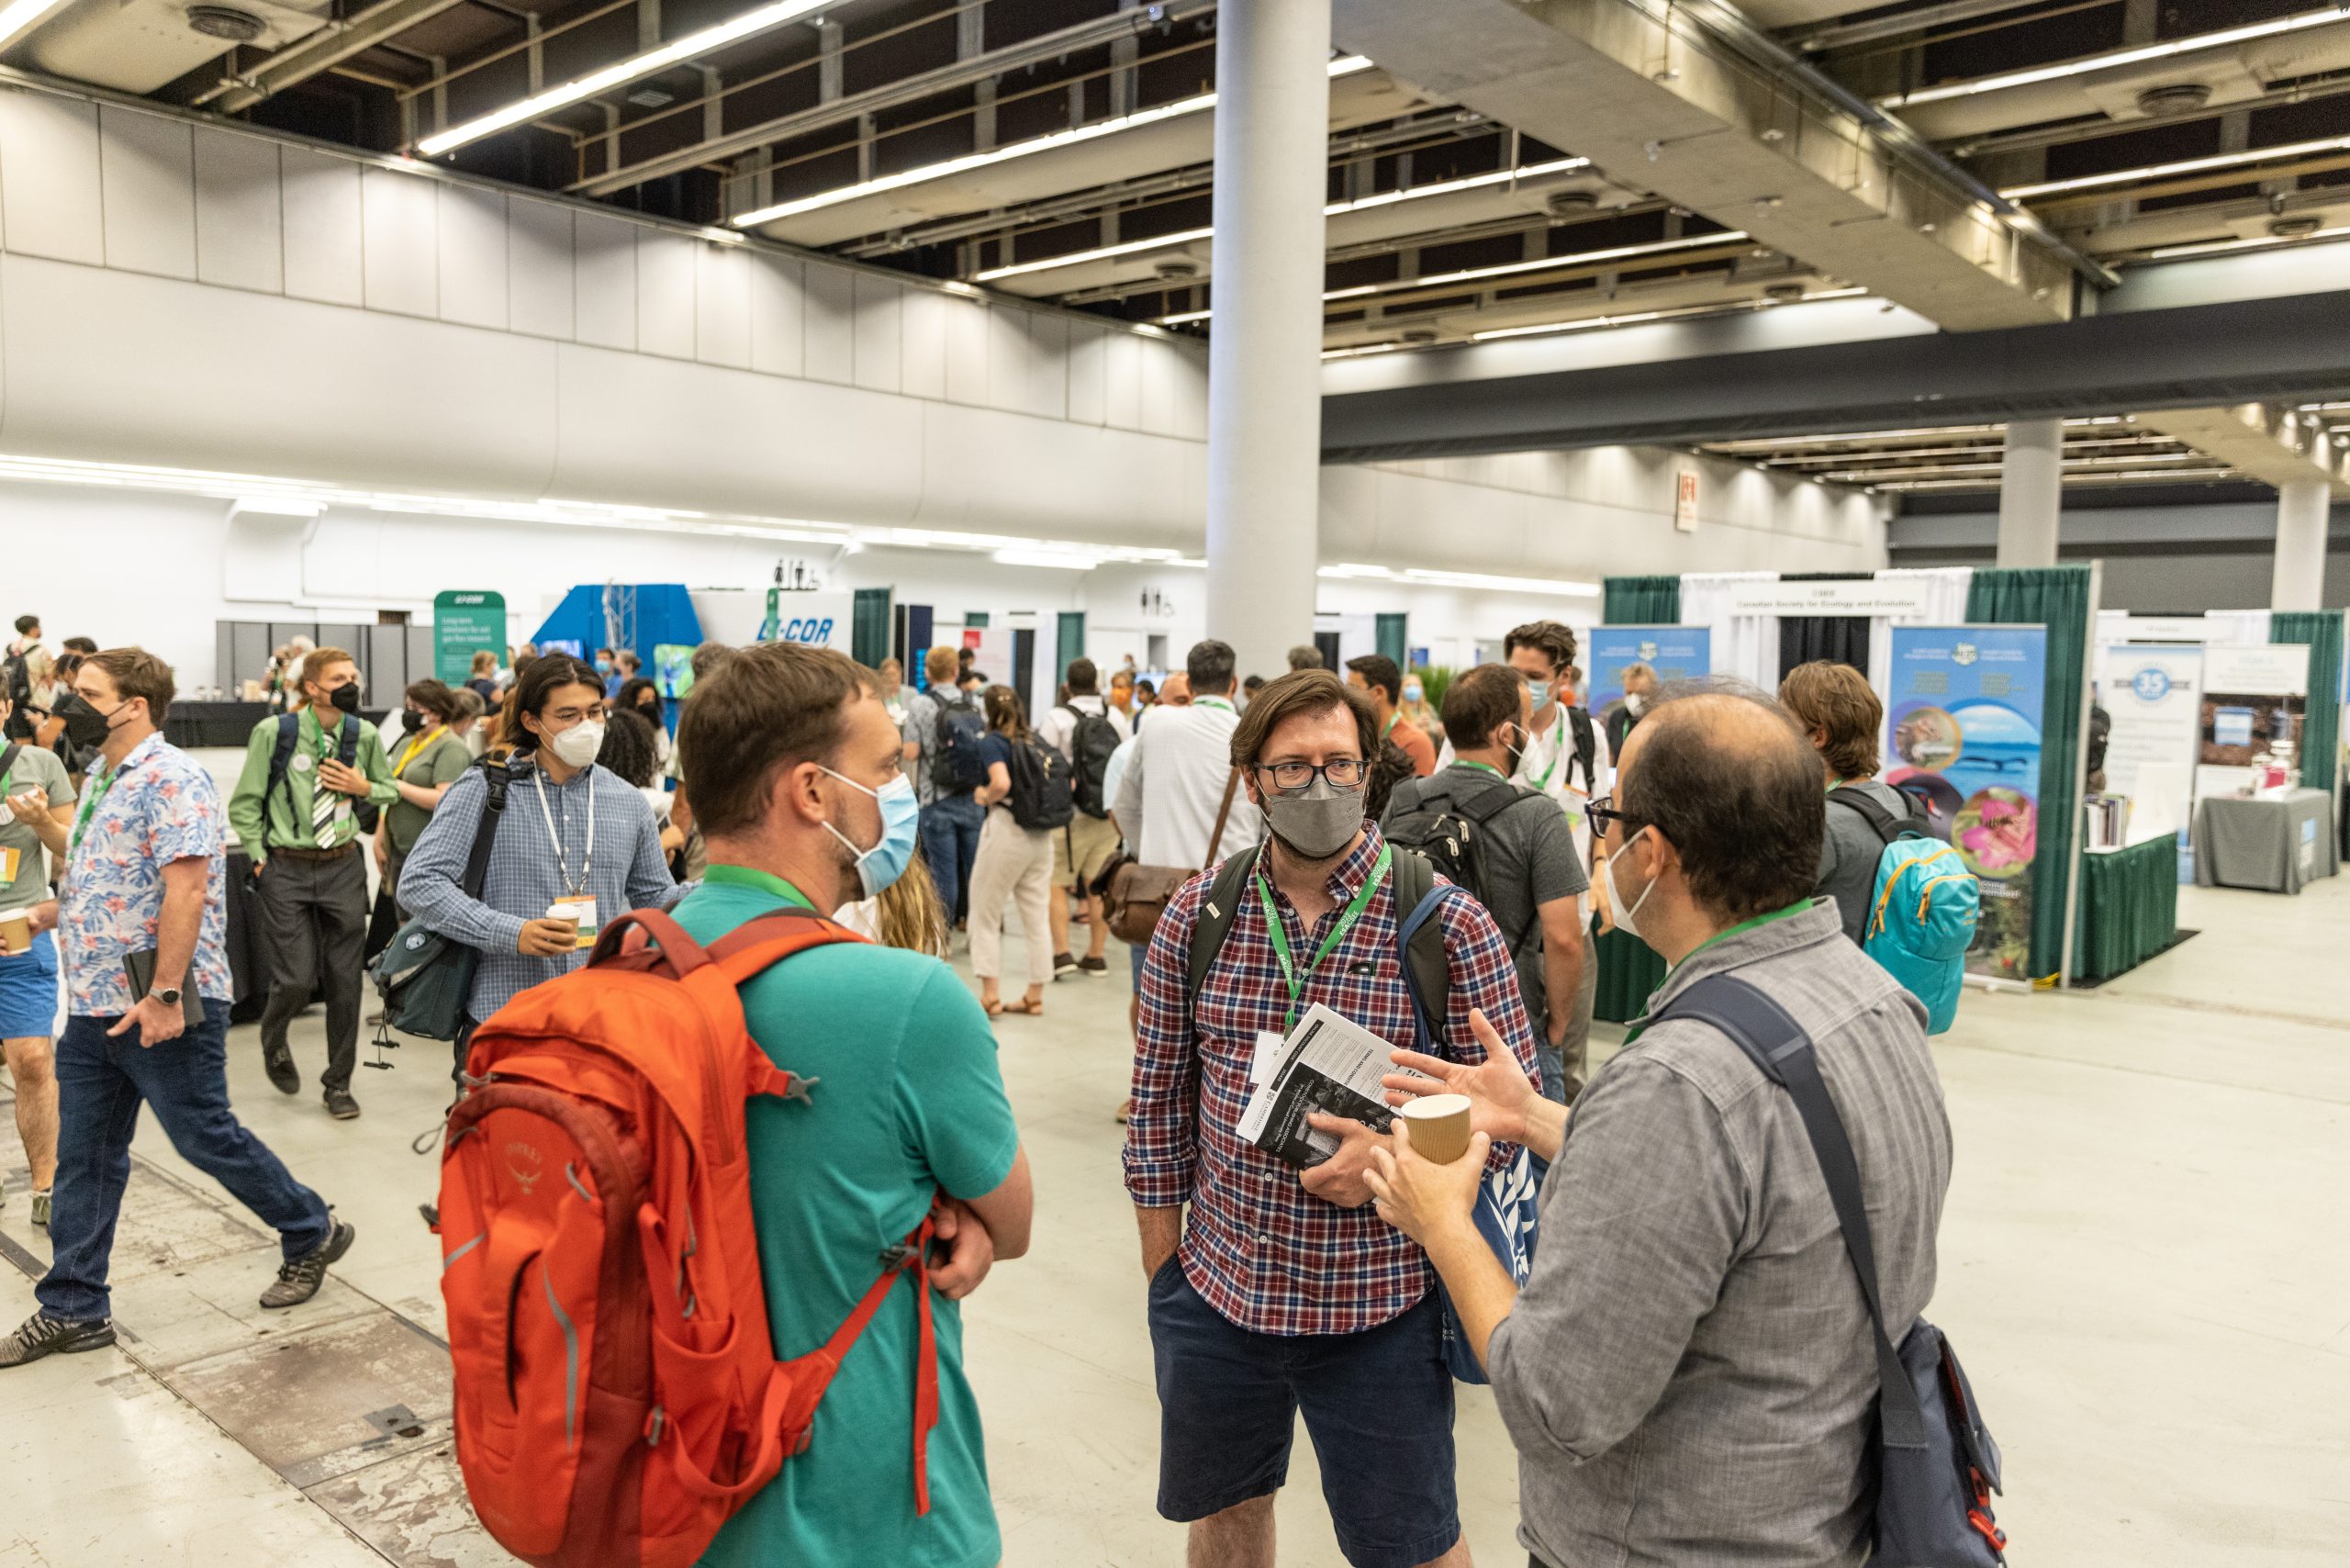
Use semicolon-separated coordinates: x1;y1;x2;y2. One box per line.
164;701;274;748
2194;790;2338;894
1591;921;1668;1025
2074;834;2179;983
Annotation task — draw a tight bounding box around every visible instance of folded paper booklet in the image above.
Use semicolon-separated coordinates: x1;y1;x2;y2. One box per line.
1237;1002;1427;1169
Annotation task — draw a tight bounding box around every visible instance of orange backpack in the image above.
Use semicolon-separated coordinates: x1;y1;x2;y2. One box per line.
435;906;942;1568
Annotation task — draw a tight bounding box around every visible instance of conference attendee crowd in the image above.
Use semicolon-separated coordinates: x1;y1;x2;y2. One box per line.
0;610;1963;1568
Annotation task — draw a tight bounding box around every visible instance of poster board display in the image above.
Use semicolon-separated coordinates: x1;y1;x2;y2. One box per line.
1587;626;1713;712
758;588;855;651
2198;643;2308;798
2098;644;2203;862
1887;625;2047;981
433;590;507;683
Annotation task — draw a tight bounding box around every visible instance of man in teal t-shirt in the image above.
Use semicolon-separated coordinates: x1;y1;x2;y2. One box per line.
673;643;1032;1568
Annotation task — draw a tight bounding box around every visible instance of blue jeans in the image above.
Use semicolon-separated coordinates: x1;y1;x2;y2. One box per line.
919;793;985;924
39;1002;331;1322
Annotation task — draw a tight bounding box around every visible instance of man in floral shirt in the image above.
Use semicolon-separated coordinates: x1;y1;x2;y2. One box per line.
0;648;352;1370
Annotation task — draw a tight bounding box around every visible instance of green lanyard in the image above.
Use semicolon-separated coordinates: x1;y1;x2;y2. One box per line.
1193;697;1235;714
1457;759;1506;780
1382;711;1399;739
71;762;121;853
1252;843;1392;1031
1527;710;1566;790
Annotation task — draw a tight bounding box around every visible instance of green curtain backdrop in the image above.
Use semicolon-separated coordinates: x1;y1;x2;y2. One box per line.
2074;832;2178;983
1376;612;1408;669
1603;576;1682;625
1965;564;2091;980
2271;610;2344;798
851;588;891;667
1592;924;1670;1023
1057;611;1086;686
963;610;990;628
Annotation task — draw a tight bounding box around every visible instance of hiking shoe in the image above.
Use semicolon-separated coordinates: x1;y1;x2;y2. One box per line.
263;1049;300;1095
323;1089;360;1121
0;1311;115;1368
29;1190;50;1227
1053;952;1080;978
1079;955;1109;976
261;1216;355;1309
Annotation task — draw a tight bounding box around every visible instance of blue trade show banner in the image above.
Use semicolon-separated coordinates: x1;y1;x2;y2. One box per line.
1886;624;2047;981
1588;626;1712;711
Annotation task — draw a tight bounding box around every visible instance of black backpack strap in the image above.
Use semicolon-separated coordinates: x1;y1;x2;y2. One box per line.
1387;846;1450;1046
462;758;521;900
1568;706;1597;792
0;741;20;782
1185;847;1262;1016
1827;788;1911;846
262;712;302;849
1651;973;1929;1450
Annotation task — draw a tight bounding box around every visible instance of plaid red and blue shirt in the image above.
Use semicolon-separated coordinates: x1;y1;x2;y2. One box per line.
1124;823;1541;1338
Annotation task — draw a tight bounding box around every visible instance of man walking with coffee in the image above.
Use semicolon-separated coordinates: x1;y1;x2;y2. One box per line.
0;696;75;1226
1125;668;1539;1568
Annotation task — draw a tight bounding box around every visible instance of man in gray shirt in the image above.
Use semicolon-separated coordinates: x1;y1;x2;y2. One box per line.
1369;683;1953;1568
1781;660;1916;944
1383;663;1591;1101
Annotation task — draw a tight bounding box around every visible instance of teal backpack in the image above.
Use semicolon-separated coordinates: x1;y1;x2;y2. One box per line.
1831;790;1979;1034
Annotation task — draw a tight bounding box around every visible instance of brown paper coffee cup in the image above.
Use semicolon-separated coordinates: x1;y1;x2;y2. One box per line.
1399;1093;1474;1165
0;910;29;956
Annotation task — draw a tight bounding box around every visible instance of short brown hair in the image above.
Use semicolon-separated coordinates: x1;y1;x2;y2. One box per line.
404;678;464;723
1441;664;1524;751
924;645;959;686
1229;668;1377;769
1504;620;1577;675
680;643;876;837
1778;661;1883;780
85;647;175;724
299;645;355;689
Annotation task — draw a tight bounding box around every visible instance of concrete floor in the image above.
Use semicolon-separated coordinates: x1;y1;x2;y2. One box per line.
3;874;2347;1566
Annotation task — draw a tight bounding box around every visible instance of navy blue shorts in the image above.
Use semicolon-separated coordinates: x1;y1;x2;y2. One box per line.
1147;1256;1460;1568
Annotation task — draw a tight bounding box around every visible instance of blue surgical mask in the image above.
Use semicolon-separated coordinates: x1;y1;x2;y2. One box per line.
1526;675;1553;710
821;767;921;898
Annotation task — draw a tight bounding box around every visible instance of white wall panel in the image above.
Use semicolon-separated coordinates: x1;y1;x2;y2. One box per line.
360;165;438;319
1102;330;1141;430
913;403;1198;543
803;263;854;385
192;128;281;293
572;209;636;350
97;107;195;279
1066;322;1107;427
436;183;508;330
1137;335;1180;437
507;197;572;341
852;274;902;394
1170;344;1208;442
693;241;750;368
900;286;946;401
746;251;804;376
280;144;363;306
0;92;103;265
984;306;1033;417
943;293;989;405
636;229;695;360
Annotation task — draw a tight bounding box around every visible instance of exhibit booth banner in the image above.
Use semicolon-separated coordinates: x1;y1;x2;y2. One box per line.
2098;644;2203;860
1887;624;2048;981
433;590;506;682
2198;643;2309;798
1588;627;1713;711
759;588;855;651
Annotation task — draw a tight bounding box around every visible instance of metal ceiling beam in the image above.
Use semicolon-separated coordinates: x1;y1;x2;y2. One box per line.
198;0;474;113
568;0;1218;198
1791;0;2047;53
1317;289;2350;463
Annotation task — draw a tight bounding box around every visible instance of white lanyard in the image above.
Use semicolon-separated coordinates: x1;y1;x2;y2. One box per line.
531;764;594;896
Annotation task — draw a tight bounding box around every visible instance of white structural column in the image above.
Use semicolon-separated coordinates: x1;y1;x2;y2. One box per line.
1203;0;1332;680
1996;418;2064;568
2272;477;2331;611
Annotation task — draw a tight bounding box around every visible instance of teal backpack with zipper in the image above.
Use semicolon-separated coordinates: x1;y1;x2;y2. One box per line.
1831;790;1979;1034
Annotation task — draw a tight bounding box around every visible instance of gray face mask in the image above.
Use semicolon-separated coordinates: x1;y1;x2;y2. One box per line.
1261;778;1366;861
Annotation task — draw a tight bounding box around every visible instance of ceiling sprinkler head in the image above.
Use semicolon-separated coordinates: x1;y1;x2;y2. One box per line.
1755;194;1785;208
1545;188;1600;216
2136;83;2213;116
1760;127;1786;142
186;4;265;39
1154;257;1202;280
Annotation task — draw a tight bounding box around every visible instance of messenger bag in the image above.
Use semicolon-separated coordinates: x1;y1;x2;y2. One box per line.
1102;767;1241;946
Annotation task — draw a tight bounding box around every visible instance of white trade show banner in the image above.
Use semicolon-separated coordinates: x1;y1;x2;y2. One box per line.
1723;577;1941;618
2098;644;2203;853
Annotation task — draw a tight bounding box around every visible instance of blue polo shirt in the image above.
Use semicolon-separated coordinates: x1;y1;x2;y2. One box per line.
677;863;1019;1568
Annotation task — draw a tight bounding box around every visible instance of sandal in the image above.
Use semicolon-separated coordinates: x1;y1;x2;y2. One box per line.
982;998;1004;1018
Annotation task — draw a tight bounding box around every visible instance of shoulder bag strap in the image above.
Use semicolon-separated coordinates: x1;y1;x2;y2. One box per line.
1652;973;1930;1449
1389;850;1450;1047
459;759;518;901
0;742;19;782
1201;766;1243;868
1185;846;1261;1016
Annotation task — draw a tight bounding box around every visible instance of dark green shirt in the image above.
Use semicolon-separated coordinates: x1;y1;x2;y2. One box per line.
225;706;397;854
386;728;474;857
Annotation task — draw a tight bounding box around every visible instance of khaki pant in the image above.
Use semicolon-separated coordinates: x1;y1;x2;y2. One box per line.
969;808;1054;985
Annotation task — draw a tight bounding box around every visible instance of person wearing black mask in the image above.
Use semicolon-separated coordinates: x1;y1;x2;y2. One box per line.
615;675;670;770
225;647;397;1120
375;680;473;915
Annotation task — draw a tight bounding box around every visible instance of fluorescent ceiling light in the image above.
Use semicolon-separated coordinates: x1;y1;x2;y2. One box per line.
2002;134;2350;199
972;158;1594;284
734;55;1374;228
1324;230;1750;301
1881;7;2350;107
418;0;848;158
1317;563;1600;598
2145;224;2350;260
1466;286;1866;343
991;550;1099;571
230;495;325;520
0;0;70;50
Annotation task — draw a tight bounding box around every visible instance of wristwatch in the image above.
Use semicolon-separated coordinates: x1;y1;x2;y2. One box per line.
155;985;183;1007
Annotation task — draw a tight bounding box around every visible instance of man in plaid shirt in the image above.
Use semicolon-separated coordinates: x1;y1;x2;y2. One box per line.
1125;669;1539;1568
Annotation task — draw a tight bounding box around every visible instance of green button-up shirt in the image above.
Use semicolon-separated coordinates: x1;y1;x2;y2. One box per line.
226;706;398;854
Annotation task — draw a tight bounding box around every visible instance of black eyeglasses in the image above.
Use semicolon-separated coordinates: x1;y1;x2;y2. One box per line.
1586;794;1639;837
1255;758;1369;793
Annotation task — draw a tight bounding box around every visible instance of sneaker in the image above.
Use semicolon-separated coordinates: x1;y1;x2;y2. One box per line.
323;1089;360;1121
1079;955;1109;976
260;1216;356;1309
263;1049;300;1095
29;1190;49;1227
1053;952;1080;979
0;1311;116;1368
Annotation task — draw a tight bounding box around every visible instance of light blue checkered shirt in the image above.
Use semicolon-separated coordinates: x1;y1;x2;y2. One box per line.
396;758;682;1020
